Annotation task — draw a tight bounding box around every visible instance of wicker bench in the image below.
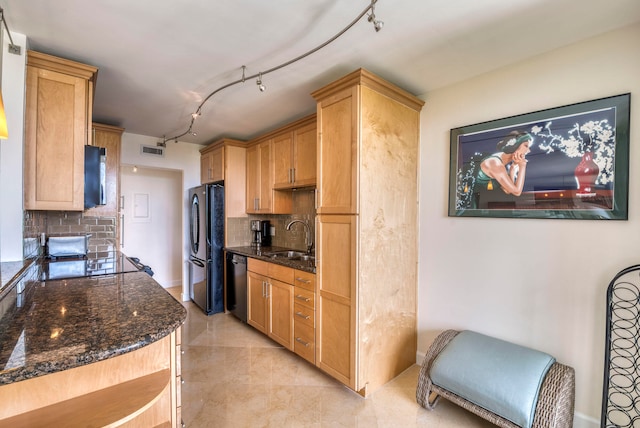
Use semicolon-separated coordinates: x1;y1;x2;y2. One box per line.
416;330;575;428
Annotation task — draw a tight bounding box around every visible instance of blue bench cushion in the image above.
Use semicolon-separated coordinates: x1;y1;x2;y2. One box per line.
429;330;555;428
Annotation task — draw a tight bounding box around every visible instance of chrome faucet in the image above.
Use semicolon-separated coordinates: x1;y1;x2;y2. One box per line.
286;220;313;254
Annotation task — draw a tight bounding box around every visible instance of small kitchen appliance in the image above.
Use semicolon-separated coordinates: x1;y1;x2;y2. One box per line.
250;220;262;248
260;220;271;247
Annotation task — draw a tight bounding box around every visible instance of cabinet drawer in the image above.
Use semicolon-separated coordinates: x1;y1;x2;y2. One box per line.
294;303;315;328
248;258;270;276
294;270;315;291
294;322;315;364
269;263;294;284
293;287;315;310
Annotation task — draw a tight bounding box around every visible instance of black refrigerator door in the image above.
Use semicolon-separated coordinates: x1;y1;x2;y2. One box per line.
207;183;225;314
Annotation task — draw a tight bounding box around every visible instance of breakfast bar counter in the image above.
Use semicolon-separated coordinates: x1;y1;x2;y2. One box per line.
0;270;187;427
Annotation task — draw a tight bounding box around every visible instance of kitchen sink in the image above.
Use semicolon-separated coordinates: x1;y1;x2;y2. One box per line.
265;250;315;262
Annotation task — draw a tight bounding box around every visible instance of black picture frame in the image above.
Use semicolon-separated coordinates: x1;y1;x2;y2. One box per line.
448;93;630;220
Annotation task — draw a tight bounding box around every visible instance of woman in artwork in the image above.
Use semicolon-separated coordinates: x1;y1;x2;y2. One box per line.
472;131;533;208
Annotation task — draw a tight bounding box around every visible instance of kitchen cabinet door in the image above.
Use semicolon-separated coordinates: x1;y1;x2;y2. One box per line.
315;86;358;214
24;51;97;211
200;146;224;184
246;140;291;214
272;119;316;190
272;131;293;189
315;214;357;389
268;278;294;350
247;270;268;334
245;141;272;213
291;121;317;188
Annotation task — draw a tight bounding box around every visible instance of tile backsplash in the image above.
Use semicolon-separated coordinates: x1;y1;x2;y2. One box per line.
24;211;118;257
226;188;316;252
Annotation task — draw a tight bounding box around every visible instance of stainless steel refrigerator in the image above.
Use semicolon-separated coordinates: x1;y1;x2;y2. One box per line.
188;183;224;315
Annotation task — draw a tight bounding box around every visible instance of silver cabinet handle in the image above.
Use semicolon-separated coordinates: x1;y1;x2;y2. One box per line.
120;214;125;248
295;277;311;284
292;168;296;184
295;312;310;320
295;337;310;347
295;294;310;302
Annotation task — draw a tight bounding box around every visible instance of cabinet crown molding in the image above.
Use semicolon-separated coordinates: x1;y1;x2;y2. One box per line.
27;50;98;84
311;68;424;112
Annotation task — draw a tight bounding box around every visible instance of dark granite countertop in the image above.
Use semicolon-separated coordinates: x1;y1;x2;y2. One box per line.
0;271;186;385
225;246;316;273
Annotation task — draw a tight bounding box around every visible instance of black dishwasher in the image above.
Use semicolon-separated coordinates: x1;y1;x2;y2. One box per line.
225;252;247;322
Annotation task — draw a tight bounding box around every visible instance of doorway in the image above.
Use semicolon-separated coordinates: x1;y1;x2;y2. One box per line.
121;165;182;288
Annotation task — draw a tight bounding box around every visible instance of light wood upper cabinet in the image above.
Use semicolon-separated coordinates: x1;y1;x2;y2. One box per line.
246;139;292;214
311;68;424;396
272;116;317;189
24;50;97;211
199;138;247;246
85;123;124;217
200;145;223;184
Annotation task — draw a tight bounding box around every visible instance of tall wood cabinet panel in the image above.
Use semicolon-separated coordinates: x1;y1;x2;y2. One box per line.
24;51;98;211
311;68;424;396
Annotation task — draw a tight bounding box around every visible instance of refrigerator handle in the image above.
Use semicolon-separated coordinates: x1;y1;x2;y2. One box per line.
189;256;205;268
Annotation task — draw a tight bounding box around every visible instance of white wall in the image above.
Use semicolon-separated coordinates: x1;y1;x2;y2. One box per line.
0;31;26;262
120;133;201;299
417;23;640;426
121;166;182;288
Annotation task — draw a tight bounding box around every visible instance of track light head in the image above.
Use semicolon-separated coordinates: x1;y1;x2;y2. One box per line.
256;73;266;92
367;0;383;32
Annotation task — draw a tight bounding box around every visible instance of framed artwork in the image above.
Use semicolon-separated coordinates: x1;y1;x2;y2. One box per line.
448;93;630;220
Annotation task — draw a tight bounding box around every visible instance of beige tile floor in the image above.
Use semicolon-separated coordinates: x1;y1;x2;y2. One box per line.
167;287;494;428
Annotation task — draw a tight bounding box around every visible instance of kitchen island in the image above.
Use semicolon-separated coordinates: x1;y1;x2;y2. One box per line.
0;269;186;427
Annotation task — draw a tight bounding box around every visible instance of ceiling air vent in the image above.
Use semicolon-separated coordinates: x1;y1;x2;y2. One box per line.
140;144;165;157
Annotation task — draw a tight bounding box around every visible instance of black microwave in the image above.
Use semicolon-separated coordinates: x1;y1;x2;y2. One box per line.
84;145;107;209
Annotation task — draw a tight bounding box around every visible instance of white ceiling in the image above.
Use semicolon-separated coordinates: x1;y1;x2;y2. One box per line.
3;0;640;145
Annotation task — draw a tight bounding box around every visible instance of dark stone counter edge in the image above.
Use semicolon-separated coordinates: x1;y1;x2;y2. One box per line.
0;271;187;385
225;246;316;273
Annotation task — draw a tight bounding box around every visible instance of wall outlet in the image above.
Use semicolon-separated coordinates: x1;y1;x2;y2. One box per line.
270;226;275;236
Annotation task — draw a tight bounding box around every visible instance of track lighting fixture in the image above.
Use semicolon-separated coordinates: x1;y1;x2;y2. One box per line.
367;0;384;32
163;0;383;143
256;73;266;92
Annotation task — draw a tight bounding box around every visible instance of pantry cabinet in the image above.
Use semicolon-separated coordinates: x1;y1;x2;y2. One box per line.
311;68;424;396
24;50;97;211
247;258;294;350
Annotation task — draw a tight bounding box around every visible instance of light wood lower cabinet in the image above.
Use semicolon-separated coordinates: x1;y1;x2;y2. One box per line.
0;330;182;427
247;258;294;350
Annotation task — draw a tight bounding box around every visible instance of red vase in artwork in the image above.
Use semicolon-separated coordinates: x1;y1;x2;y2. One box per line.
574;151;600;196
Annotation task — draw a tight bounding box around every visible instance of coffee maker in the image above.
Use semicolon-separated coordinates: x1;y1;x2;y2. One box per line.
250;220;261;248
250;220;271;248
